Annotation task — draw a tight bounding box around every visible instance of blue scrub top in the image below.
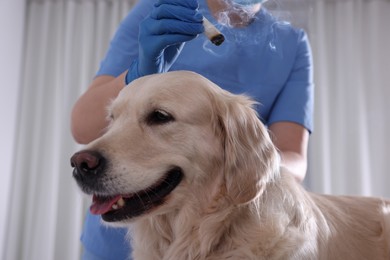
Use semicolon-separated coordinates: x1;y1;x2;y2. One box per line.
83;0;314;259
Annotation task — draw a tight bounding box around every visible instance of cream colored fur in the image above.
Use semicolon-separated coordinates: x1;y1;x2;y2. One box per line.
80;71;390;260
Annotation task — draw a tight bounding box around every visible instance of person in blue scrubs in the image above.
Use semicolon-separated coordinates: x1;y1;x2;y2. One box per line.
71;0;314;259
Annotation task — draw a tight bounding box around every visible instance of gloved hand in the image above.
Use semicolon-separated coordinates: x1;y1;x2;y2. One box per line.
126;0;204;84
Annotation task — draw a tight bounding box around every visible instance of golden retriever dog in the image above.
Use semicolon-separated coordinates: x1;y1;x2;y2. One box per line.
71;71;390;259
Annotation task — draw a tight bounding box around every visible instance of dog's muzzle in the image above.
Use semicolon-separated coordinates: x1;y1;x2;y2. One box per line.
70;150;184;222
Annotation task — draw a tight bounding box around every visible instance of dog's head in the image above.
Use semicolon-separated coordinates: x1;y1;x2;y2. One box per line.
71;71;280;225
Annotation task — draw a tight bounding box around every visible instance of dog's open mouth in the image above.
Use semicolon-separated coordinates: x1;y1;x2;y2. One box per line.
90;167;183;222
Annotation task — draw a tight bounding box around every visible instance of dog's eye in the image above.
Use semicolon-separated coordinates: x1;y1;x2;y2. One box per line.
147;109;174;125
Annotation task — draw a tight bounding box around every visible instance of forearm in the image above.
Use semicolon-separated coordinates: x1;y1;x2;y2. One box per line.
268;122;309;183
71;72;127;144
279;150;307;183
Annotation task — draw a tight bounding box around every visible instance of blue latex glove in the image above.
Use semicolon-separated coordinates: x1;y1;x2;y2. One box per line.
126;0;204;84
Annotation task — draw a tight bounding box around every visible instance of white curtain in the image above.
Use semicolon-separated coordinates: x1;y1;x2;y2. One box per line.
3;1;137;260
307;0;390;198
3;0;390;259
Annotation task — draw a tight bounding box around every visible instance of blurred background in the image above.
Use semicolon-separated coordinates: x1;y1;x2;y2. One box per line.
1;0;389;259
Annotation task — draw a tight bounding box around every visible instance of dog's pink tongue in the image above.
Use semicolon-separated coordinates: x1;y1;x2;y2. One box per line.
90;195;122;215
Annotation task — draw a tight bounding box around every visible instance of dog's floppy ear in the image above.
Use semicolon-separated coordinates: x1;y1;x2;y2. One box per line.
213;92;280;205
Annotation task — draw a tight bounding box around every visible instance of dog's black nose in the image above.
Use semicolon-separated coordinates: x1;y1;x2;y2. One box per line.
70;150;105;177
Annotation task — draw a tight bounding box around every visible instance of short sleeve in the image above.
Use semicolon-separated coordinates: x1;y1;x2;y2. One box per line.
95;0;154;77
267;30;314;133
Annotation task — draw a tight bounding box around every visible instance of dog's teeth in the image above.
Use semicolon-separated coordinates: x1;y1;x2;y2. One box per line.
111;198;125;210
118;198;125;207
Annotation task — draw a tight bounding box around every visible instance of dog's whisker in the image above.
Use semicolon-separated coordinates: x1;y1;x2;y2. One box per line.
134;192;145;207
